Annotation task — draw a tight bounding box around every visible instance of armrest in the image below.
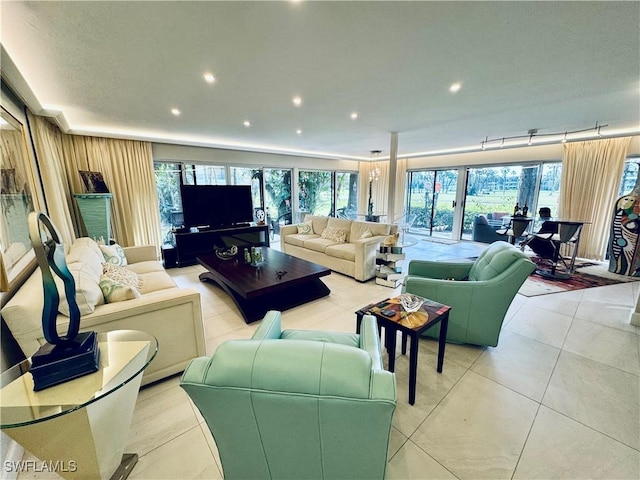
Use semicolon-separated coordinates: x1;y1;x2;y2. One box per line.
124;245;158;264
407;259;473;280
251;310;283;340
358;315;383;371
279;224;298;237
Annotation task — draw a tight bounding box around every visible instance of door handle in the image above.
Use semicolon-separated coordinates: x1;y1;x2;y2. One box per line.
452;201;456;208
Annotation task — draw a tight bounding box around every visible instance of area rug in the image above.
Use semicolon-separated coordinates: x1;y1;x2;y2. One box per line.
519;259;640;297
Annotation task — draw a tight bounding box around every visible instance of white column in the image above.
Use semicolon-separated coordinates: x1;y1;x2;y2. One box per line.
387;133;398;223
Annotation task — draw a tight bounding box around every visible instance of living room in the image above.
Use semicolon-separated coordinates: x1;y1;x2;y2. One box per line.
1;2;640;479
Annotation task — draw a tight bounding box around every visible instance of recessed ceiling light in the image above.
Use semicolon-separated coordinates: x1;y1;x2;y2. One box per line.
203;73;216;84
243;120;251;127
351;112;358;120
171;108;181;116
296;129;302;135
292;96;302;107
449;82;462;93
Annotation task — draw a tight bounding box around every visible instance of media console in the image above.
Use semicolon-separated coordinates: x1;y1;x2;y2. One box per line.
173;224;270;267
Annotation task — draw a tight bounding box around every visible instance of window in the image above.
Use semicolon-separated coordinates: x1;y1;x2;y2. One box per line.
229;167;262;213
154;162;183;242
263;168;292;228
183;164;226;185
298;170;333;216
335;172;358;218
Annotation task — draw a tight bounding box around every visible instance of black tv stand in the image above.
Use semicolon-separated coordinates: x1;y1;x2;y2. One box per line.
173;224;269;267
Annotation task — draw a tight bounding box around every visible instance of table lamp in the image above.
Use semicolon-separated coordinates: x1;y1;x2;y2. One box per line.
27;212;99;391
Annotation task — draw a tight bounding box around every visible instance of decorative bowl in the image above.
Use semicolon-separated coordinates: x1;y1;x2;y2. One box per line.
399;293;424;314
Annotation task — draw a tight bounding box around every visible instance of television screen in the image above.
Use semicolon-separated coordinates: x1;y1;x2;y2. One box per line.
180;185;254;228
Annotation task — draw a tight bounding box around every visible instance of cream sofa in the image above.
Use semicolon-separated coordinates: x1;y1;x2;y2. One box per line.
280;215;397;281
1;237;205;385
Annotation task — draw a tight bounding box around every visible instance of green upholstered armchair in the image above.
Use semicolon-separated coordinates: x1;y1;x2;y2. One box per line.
403;241;535;347
180;311;396;480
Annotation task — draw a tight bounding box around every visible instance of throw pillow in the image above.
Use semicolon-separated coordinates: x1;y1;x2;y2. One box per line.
55;262;105;316
321;227;348;243
297;220;314;234
102;263;141;289
361;228;373;239
100;243;128;266
99;275;141;303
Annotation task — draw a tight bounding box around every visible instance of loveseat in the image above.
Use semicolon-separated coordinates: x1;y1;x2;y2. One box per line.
1;237;205;385
280;215;397;281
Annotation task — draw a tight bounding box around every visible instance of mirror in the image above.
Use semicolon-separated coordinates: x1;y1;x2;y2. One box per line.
0;107;36;290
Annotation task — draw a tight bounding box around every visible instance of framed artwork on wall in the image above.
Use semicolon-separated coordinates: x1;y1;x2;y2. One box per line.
0;106;46;293
79;170;110;193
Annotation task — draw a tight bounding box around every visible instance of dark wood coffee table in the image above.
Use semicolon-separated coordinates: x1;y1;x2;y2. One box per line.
197;247;331;323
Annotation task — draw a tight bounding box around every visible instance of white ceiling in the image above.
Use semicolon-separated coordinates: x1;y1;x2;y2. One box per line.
1;1;639;161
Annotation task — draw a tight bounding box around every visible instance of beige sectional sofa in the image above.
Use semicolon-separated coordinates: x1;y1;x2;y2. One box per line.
280;215;397;281
1;237;205;385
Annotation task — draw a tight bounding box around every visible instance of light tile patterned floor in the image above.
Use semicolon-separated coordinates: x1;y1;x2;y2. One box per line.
19;239;640;479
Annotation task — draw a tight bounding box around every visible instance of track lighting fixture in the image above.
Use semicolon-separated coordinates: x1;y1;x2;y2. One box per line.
480;122;608;150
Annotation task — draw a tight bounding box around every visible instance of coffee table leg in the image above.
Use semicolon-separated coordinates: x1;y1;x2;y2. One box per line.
437;315;449;373
409;332;418;405
385;327;397;372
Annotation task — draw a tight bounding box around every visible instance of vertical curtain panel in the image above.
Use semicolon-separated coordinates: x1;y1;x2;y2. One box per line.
559;137;631;260
28;114;161;253
27;113;77;246
60;135;161;250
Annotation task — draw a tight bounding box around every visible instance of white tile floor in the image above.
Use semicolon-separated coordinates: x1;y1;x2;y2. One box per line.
21;240;640;479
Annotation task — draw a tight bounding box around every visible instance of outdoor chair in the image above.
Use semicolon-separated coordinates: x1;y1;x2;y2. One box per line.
403;241;535;347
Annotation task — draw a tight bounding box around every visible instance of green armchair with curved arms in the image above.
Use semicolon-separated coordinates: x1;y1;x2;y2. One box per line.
180;310;396;480
403;241;535;347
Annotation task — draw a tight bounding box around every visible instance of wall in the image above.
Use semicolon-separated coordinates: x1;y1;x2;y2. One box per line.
153;143;360;171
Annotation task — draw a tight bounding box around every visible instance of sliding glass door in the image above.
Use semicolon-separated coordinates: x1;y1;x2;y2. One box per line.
406;169;460;239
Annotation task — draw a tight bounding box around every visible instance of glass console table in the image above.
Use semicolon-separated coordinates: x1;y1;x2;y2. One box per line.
0;330;158;480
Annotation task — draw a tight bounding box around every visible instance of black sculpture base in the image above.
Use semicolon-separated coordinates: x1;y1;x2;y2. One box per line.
29;331;100;391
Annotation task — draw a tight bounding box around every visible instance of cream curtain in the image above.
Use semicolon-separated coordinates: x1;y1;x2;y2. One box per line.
59;135;161;249
28;114;161;252
27;113;77;246
559;137;631;260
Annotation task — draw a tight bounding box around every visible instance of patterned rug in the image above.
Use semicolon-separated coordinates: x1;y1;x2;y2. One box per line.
519;259;640;297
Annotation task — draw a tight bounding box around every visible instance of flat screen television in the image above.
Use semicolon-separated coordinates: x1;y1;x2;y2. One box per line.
180;185;254;229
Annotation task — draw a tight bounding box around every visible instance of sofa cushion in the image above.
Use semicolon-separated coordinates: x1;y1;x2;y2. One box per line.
296;220;314;234
350;221;390;240
320;227;348;243
99;243;128;266
137;271;177;294
55;261;105;316
304;215;329;236
325;243;356;262
285;233;320;247
126;260;167;275
99;275;141;303
303;237;339;253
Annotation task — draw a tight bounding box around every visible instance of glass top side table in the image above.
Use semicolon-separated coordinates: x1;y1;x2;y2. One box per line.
1;330;158;480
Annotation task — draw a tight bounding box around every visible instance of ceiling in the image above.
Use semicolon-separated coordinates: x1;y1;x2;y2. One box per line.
2;1;639;161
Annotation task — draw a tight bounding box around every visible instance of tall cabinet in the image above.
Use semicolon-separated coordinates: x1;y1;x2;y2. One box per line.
74;193;113;242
